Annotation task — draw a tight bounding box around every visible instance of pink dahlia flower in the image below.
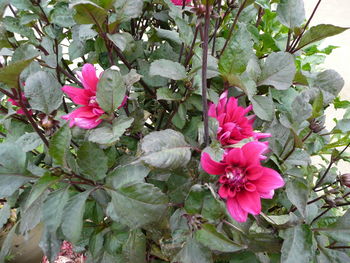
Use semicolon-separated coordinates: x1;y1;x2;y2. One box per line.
209;91;270;146
8;92;32;115
61;64;127;129
201;141;284;222
171;0;191;6
42;241;85;263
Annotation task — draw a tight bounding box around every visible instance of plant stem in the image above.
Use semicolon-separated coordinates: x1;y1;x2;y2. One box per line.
289;0;322;53
219;0;248;58
201;2;211;146
314;142;350;189
311;207;331;225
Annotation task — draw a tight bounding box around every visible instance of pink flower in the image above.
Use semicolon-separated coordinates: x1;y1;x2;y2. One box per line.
61;64;126;130
8;92;32;115
171;0;191;6
201;141;284;222
209;91;270;146
42;241;86;263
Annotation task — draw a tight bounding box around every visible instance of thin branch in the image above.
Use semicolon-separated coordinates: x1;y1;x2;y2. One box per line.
201;2;211;146
219;0;249;58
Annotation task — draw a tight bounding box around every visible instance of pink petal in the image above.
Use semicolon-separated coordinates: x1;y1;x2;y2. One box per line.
226;197;248;223
245;165;263;180
171;0;191;5
200;152;226;175
236;190;261;215
62;86;90;105
81;64;99;92
74;117;102;129
242;141;268;164
225;148;246;167
208;103;217;118
260;190;275;199
218;185;229;199
61;107;99;128
253;167;285;193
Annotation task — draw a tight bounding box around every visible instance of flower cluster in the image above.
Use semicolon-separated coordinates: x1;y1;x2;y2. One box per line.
171;0;191;6
201;91;284;222
61;64;126;130
42;241;85;263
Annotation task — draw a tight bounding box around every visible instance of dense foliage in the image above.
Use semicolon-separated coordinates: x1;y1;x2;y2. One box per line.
0;0;349;262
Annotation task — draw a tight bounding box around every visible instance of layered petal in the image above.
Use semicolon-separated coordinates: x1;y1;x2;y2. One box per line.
236;190;261;215
61;106;100;128
81;64;99;92
200;152;226;175
227;197;248;223
74;117;102;129
253;167;285;193
61;86;90;105
242;141;268;164
171;0;191;5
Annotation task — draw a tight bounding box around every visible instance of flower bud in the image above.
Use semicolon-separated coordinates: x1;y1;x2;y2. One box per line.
309;119;324;133
340;173;350;187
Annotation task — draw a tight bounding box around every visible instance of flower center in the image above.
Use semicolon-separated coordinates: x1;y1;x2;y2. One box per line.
88;96;98;107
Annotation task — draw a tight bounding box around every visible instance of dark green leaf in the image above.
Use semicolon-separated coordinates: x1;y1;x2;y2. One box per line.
88;116;134;145
280;224;315;263
298;24;349;50
0;142;27;175
108;164;150;189
122;229;147;263
277;0;305;29
0;222;18;262
25;71;63;114
97;68;126;113
157;87;182;101
72;1;108;25
61;190;92;243
251;94;274;121
43;187;70;232
312;69;344;104
16;132;42;152
195;224;245;253
108;182;168;228
0;58;36;89
286;178;309;218
149;59;187;80
49;124;72;167
173;237;213;263
50;3;76;27
77;142;108;180
140;129;191;169
258;51;296;90
0;203;11;229
114;0;144;23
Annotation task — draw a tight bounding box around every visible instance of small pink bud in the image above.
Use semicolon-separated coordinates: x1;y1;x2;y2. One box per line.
340;173;350;187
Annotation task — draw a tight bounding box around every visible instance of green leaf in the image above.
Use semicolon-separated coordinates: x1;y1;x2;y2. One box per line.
71;0;108;25
140;129;191;169
108;182;168;228
107;33;129;52
49;124;72;167
97;68;126;113
312;69;344;104
284;149;311;166
219;23;255;82
88;116;134;145
24;71;63;114
195;224;245;253
297;24;349;50
286;178;309;218
77;142;108;180
113;0;144;23
184;184;206;214
0;222;18;262
0;203;11;229
43;187;70;232
16;132;42;152
0;175;33;199
157;87;182;101
317;246;350;263
24;174;60;210
149;59;187;80
122;229;147;263
50;3;76;27
61;190;92;243
258;51;296;90
0;142;27;175
0;58;36;89
173;237;213;263
277;0;305;29
108;164;150;189
251;94;274;121
335;119;350;133
280;224;315;263
320;210;350;243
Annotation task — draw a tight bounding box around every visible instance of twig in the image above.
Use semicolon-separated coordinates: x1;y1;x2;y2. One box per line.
219;0;249;58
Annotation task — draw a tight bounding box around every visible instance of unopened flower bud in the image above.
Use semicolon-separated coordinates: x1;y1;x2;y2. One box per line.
309;119;324;133
340;173;350;187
